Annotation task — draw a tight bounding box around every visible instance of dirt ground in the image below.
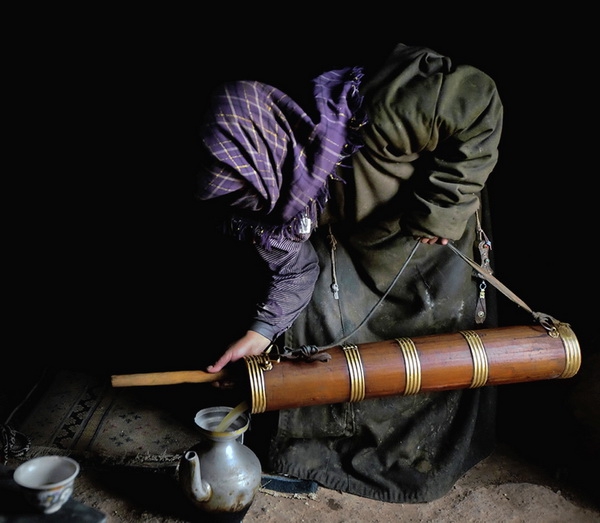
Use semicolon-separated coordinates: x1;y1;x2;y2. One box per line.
56;443;598;523
2;362;598;522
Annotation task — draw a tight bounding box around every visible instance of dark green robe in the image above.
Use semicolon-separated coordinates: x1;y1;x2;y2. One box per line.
258;44;504;503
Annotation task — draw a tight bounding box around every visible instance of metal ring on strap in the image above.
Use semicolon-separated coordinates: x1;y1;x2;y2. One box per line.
460;330;489;388
342;344;366;402
395;337;421;395
556;323;582;379
243;355;270;414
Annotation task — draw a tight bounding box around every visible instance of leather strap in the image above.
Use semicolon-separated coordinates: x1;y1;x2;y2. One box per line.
279;238;561;360
446;242;560;331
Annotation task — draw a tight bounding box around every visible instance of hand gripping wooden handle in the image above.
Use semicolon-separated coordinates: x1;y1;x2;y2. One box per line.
111;369;228;387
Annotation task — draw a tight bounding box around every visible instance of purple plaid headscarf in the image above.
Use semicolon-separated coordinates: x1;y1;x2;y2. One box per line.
196;66;365;244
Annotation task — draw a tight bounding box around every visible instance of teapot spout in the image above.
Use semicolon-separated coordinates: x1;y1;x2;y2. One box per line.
179;450;212;503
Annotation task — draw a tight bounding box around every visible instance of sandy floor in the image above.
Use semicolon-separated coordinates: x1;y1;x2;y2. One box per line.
53;444;599;522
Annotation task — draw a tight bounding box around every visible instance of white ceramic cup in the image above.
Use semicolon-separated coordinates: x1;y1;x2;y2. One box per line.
13;455;80;514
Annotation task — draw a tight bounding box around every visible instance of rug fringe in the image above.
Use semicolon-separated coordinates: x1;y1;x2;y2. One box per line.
22;447;181;471
259;487;318;500
26;446;72;458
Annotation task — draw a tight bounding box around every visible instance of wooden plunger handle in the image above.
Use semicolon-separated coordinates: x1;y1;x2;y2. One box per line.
111;369;228;387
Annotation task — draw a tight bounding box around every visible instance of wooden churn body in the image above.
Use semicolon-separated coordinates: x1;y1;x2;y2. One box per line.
243;323;581;414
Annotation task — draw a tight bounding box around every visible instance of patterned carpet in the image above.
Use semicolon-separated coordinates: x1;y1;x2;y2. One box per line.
9;368;225;470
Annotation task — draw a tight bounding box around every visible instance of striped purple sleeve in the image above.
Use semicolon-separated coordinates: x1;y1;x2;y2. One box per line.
249;238;320;341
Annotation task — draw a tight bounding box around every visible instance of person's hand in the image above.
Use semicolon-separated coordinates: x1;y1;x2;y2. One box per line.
207;330;272;374
415;236;449;245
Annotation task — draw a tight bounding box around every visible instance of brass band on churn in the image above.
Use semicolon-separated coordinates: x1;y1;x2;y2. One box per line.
342;344;366;402
556;322;581;378
395;337;422;395
244;354;270;414
460;330;490;388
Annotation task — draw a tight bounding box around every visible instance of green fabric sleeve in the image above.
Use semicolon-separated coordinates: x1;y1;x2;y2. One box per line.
357;44;503;240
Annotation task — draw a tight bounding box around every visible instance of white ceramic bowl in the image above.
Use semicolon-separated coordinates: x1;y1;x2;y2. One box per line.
13;455;80;514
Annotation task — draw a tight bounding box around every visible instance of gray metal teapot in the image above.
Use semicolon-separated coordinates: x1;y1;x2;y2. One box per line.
178;405;261;522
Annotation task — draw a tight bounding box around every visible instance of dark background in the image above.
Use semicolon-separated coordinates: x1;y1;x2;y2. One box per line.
6;8;597;503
